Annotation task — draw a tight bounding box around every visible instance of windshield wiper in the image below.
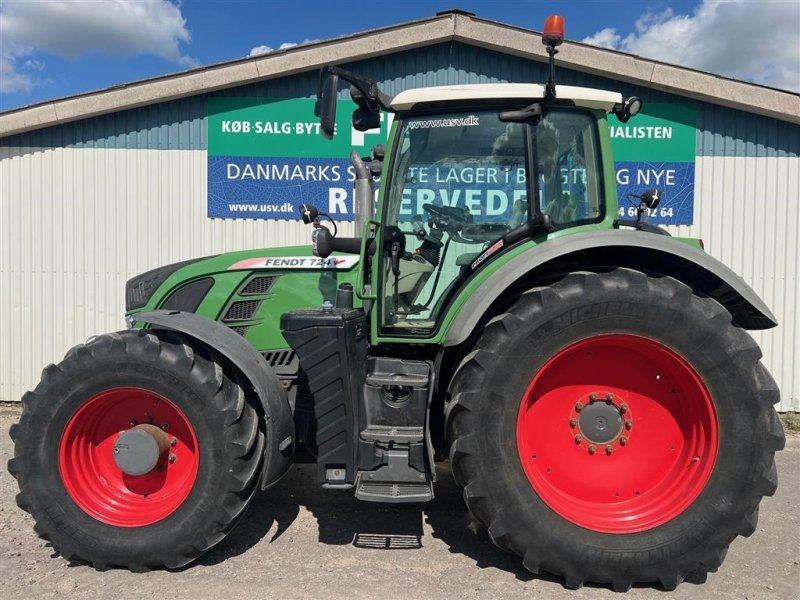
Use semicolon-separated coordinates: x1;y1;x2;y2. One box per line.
499;102;543;123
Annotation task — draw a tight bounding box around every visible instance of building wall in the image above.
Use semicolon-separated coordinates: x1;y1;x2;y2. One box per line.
1;42;798;409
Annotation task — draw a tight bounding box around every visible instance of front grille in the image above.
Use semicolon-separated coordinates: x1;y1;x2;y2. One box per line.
229;326;249;337
127;276;158;310
223;299;261;321
241;275;278;295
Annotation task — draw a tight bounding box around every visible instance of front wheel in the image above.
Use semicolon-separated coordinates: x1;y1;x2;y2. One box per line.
446;269;784;591
8;330;265;570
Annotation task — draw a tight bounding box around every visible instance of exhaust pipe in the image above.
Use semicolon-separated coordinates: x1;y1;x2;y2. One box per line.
350;150;374;234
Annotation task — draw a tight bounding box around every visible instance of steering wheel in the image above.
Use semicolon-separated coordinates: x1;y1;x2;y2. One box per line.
422;203;508;244
422;203;470;223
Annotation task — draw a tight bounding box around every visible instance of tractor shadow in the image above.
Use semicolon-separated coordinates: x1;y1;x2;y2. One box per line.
421;463;537;581
197;461;534;582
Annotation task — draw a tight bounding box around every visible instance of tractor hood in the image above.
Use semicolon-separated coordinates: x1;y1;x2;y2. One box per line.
125;245;361;316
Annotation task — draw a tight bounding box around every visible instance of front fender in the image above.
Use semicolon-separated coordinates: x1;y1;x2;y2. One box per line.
444;230;777;347
133;310;294;489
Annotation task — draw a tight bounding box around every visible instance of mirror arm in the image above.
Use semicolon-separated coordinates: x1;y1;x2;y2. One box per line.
321;65;393;110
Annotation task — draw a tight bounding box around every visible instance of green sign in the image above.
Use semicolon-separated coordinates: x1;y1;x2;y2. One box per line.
609;103;696;162
207;97;390;158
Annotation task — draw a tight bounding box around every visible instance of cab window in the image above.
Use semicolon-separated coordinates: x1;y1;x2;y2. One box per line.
380;110;528;332
379;107;602;335
535;110;603;226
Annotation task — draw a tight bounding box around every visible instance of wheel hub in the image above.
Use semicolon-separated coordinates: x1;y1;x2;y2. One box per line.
577;398;623;444
113;424;170;476
570;393;632;454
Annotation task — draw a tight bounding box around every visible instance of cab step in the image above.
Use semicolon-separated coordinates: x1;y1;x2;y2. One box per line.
354;446;433;503
355;477;434;503
360;426;424;443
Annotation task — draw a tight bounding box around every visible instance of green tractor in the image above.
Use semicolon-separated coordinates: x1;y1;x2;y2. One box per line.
9;16;784;591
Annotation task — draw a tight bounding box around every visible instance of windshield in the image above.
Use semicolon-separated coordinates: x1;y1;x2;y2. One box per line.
388;112;529;228
380;108;602;335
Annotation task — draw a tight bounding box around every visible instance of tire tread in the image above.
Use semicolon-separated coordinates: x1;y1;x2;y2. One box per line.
445;268;783;590
8;329;266;570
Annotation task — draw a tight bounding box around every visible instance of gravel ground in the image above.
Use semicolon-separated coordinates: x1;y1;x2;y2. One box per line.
1;404;798;600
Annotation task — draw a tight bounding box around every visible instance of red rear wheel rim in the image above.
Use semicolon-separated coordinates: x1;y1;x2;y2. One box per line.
59;387;199;527
516;334;718;533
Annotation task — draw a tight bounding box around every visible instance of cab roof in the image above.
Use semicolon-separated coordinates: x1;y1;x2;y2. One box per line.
390;83;622;112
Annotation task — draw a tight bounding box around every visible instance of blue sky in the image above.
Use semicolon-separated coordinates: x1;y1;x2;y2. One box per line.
1;0;798;112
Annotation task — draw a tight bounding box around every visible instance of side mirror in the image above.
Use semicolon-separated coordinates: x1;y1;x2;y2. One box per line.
314;73;339;140
299;203;319;224
349;84;381;132
352;107;380;132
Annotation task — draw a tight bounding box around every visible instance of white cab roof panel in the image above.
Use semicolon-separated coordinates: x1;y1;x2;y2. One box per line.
391;83;622;112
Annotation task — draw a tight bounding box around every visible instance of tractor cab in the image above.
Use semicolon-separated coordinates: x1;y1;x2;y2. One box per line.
376;84;617;334
307;66;638;339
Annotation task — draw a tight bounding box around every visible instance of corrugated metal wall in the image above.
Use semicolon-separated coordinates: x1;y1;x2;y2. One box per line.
0;146;317;403
680;156;799;410
1;42;798;409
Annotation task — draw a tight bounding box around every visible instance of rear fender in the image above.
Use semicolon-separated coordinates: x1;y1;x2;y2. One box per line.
133;310;294;489
444;230;777;347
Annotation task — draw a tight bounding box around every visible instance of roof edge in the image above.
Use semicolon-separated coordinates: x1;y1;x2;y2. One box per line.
452;15;800;125
1;12;798;138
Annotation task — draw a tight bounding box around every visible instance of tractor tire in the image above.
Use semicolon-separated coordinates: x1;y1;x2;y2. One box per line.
8;329;265;570
446;268;784;591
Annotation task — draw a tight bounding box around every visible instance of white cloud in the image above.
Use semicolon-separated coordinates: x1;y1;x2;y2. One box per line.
248;39;318;57
0;41;52;93
1;50;33;93
23;58;45;72
581;28;622;50
581;0;800;92
0;0;195;95
249;45;274;57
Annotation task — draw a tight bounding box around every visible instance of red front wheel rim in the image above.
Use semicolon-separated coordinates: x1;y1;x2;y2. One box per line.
516;335;718;533
59;387;199;527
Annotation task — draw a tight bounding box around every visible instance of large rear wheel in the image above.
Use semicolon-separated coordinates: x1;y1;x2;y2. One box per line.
8;329;265;570
446;269;784;590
